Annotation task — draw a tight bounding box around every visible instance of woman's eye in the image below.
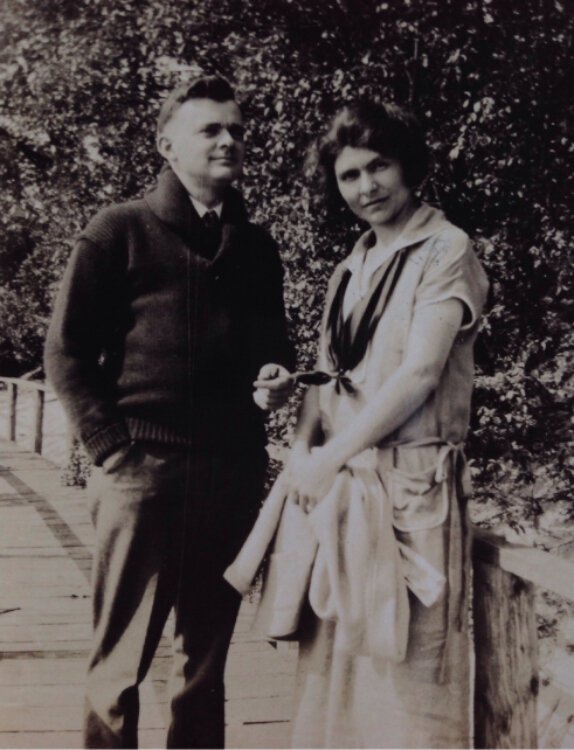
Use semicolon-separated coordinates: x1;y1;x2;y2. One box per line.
373;160;390;171
339;171;358;182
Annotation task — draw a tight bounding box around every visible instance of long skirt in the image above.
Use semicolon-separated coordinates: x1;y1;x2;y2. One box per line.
290;446;471;749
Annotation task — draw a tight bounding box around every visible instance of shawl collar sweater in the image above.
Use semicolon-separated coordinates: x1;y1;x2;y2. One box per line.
45;167;294;464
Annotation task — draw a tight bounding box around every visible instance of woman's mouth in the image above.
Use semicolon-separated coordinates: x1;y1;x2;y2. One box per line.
363;197;388;208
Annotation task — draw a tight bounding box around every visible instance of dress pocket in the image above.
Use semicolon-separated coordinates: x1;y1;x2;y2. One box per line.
387;464;449;532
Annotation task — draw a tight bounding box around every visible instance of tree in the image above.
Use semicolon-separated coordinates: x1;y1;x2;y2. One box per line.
0;0;572;514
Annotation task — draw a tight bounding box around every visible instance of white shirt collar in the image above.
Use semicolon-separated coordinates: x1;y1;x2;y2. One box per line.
189;196;223;218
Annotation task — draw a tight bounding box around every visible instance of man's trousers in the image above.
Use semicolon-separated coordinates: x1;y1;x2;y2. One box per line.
83;442;267;749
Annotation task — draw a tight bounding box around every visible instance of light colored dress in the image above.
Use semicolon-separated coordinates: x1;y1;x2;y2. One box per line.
290;204;488;749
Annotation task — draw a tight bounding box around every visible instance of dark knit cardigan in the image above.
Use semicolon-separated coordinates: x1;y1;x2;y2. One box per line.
44;167;295;465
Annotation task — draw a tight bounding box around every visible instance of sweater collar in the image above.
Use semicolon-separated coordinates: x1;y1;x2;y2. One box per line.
144;164;249;234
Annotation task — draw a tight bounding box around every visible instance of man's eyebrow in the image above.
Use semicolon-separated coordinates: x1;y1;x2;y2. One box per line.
199;120;244;129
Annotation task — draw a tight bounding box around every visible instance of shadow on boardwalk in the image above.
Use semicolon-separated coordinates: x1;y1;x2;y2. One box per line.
0;439;296;749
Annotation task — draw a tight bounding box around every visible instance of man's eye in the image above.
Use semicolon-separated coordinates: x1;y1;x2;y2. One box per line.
204;125;221;137
228;125;245;140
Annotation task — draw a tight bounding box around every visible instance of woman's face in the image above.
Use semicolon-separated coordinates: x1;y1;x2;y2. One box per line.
334;146;415;230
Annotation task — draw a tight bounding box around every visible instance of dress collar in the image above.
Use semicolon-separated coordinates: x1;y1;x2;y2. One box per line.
343;203;452;276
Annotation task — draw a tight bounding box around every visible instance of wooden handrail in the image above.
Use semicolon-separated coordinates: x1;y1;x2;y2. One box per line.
0;376;52;392
473;526;574;600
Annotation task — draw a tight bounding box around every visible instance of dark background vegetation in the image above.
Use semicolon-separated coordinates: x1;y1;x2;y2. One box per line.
0;0;572;527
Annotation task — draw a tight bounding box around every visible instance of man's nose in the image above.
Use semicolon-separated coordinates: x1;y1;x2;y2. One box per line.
218;128;235;147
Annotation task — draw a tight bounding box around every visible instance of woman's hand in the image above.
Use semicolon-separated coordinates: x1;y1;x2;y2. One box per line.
253;363;294;410
286;446;340;514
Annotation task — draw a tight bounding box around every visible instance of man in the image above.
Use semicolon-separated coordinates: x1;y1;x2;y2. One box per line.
44;76;294;748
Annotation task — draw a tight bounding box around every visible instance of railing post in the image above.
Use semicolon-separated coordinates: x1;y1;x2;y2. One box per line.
33;388;45;454
8;382;18;441
473;535;538;748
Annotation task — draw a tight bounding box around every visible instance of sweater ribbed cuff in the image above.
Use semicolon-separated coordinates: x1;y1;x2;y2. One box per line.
125;417;193;446
84;422;132;466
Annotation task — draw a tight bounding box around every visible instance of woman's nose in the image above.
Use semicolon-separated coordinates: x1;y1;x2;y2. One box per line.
359;172;376;194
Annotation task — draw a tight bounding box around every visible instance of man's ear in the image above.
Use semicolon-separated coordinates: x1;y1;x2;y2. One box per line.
157;133;172;162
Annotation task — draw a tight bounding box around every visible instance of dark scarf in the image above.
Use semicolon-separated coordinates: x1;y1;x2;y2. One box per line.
325;248;408;393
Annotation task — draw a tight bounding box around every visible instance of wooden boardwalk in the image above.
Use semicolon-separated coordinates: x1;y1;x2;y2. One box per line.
0;439;296;749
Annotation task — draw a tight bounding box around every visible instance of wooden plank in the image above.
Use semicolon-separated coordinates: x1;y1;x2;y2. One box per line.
226;719;291;750
226;671;298;700
8;382;17;441
0;683;160;707
0;623;91;642
0;704;165;732
0;658;87;686
33;388;45;454
140;729;169;749
0;641;91;655
225;651;297;677
0;439;294;748
473;527;574;601
226;694;294;723
0;731;83;749
473;557;538;748
0;612;89;626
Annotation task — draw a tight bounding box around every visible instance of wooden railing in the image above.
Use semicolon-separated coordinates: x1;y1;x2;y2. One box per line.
2;374;574;748
0;375;52;455
473;528;574;748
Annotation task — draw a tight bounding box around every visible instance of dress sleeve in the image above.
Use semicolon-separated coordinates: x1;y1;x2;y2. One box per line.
413;229;489;332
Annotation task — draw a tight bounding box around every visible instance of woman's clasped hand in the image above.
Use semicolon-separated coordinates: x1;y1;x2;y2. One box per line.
283;442;341;514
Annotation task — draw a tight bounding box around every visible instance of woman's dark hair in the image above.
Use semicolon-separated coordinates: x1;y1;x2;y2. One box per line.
313;100;430;208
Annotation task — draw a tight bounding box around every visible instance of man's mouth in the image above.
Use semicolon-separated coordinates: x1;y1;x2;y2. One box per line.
213;155;237;164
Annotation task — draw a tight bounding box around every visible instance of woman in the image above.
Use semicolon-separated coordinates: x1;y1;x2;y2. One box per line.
278;100;488;749
233;100;488;748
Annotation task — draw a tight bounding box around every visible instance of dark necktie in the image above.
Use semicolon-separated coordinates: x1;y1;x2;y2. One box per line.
201;210;221;260
203;210;220;230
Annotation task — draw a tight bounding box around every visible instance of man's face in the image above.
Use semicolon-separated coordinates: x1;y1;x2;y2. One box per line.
158;98;245;191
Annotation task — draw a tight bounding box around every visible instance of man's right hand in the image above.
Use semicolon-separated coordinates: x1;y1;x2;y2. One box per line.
253;363;294;410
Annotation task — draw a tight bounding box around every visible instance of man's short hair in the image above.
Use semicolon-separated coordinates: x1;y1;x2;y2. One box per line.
157;76;237;134
313;100;430;209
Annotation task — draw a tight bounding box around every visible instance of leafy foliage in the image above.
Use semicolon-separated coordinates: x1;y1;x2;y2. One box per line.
0;0;572;519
